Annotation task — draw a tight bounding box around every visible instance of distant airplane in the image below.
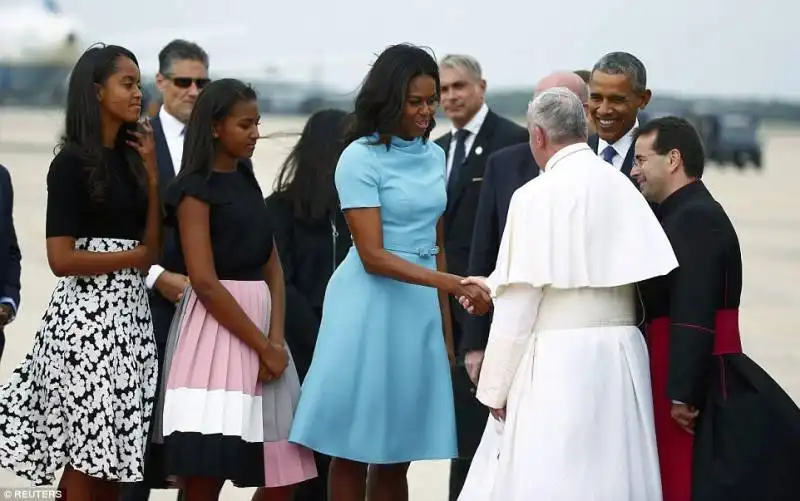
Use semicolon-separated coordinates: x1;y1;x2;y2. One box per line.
0;1;349;113
43;0;59;13
0;1;81;61
0;0;82;105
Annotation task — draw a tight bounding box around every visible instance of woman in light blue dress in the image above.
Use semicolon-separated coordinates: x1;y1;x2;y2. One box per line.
288;43;490;501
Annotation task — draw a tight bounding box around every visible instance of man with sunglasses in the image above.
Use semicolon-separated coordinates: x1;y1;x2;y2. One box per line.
121;39;210;501
145;39;210;307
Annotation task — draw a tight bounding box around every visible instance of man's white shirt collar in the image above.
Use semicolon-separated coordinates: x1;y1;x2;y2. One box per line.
158;106;186;174
597;118;639;162
451;102;489;137
158;106;185;138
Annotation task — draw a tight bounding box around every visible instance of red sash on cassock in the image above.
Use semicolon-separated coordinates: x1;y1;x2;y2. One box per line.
647;309;742;501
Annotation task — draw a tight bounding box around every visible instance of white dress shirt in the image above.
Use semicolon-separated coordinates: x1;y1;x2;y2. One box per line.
596;118;639;170
144;107;185;290
446;102;489;180
159;106;185;176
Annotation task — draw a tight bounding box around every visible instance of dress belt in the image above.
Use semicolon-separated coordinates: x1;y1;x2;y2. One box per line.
383;242;440;257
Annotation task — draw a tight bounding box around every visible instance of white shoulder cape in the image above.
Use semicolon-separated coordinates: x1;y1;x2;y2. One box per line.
486;143;678;294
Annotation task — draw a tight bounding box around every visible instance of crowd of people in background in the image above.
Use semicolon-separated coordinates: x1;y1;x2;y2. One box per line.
0;38;799;501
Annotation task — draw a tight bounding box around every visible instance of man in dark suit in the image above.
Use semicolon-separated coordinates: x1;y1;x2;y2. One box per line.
145;39;211;344
121;39;211;501
0;164;20;364
435;54;529;501
586;52;652;181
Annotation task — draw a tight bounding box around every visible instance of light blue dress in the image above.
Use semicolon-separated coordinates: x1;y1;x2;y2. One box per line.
288;134;458;464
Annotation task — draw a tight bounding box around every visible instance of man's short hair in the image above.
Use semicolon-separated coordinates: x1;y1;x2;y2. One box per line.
158;39;209;75
592;52;647;93
633;116;706;178
439;54;482;81
527;87;588;144
573;69;591;83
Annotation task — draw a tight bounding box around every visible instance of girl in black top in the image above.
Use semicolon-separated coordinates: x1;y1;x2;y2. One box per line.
155;78;316;501
0;45;161;499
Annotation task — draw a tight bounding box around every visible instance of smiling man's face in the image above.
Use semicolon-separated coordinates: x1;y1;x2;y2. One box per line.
588;70;650;143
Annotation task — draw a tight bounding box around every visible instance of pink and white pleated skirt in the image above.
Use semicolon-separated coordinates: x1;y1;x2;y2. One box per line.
151;279;317;488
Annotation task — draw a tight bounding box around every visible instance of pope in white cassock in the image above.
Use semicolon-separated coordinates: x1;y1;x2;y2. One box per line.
457;87;679;501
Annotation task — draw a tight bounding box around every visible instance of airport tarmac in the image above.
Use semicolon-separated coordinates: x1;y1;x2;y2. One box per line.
0;108;797;500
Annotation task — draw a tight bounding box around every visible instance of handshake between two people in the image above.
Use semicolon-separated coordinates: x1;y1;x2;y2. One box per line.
454;276;493;316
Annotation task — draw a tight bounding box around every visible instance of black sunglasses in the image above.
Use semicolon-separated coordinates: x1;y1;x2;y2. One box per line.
171;77;211;89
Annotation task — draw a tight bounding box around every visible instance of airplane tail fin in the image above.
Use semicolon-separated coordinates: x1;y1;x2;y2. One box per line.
43;0;60;14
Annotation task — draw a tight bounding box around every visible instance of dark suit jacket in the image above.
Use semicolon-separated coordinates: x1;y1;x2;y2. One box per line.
0;165;20;311
436;110;529;279
436;110;528;460
148;114;182;347
460;143;539;355
0;164;21;361
436;110;528;360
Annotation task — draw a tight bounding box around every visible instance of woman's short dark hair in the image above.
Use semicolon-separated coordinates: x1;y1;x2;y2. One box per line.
178;78;257;180
344;43;439;147
273;109;349;222
59;44;144;202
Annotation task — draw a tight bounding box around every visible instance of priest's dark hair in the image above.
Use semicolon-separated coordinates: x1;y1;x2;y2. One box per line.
344;43;439;147
177;78;257;181
633;116;706;178
58;44;146;202
273;109;348;222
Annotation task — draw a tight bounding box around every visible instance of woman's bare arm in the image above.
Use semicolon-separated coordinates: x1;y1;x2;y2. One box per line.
140;160;162;264
46;237;147;277
344;208;460;294
177;196;269;355
262;240;286;347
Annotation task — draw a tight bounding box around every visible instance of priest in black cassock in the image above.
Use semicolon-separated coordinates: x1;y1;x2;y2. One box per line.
632;116;800;501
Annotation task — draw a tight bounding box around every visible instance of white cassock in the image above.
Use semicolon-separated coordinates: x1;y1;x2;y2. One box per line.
458;143;679;501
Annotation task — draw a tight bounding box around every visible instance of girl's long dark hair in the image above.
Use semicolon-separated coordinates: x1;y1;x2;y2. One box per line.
58;44;145;202
177;78;257;181
273;109;348;222
344;43;440;148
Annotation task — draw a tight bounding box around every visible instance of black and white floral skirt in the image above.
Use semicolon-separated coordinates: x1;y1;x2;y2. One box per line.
0;237;158;485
